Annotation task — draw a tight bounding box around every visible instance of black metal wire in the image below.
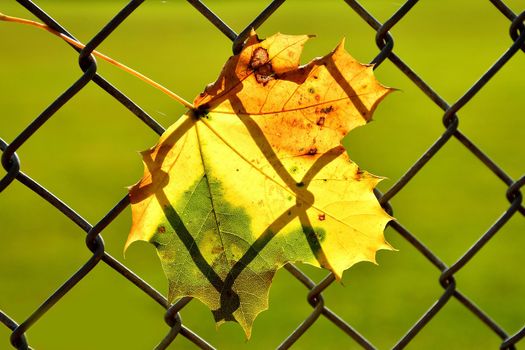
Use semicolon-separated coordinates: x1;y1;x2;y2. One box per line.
1;0;523;349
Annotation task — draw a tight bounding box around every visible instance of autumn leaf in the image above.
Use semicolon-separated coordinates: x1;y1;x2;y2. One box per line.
126;30;394;337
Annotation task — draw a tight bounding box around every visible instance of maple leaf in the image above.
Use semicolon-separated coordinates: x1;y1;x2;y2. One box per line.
126;31;394;337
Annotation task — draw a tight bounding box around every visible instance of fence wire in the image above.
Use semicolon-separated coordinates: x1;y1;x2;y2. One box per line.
1;0;524;349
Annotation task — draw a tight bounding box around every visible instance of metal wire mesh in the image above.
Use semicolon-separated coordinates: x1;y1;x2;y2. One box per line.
1;0;524;349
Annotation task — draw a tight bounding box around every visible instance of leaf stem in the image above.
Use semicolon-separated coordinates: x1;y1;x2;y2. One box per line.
0;12;195;110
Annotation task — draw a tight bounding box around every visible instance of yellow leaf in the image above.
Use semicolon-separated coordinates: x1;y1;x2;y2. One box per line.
127;31;394;337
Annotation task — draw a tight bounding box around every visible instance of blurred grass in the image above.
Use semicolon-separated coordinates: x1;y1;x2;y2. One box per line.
1;0;524;349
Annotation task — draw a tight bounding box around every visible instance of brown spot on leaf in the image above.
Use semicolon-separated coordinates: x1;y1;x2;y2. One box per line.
354;168;365;180
212;246;224;254
250;47;269;69
320;105;333;114
255;63;275;85
317;116;325;126
250;47;275;85
157;226;166;233
318;214;326;221
308;147;317;155
258;63;273;76
308;87;315;94
315;95;321;101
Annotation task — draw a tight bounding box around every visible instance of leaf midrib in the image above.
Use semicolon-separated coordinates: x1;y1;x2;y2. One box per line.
194;121;236;273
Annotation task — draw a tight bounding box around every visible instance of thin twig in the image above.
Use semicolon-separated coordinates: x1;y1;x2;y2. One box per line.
0;12;194;109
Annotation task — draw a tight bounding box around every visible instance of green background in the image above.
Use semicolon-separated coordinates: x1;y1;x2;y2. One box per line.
1;0;524;349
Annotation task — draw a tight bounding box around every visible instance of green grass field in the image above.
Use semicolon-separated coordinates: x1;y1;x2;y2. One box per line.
1;1;524;349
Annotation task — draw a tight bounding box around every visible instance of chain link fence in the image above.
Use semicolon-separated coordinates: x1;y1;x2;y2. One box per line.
1;0;524;349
